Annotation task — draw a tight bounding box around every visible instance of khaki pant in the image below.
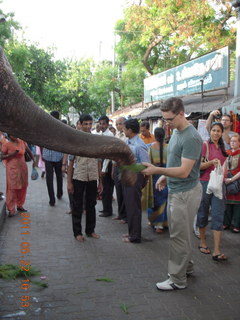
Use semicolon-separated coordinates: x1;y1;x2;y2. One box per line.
167;182;202;286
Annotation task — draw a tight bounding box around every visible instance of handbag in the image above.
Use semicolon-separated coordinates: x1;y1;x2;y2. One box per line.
226;172;240;195
24;151;32;162
31;167;39;180
200;141;209;177
206;162;223;199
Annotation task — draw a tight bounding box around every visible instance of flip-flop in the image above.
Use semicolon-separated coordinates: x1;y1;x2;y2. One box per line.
198;246;211;254
212;254;227;261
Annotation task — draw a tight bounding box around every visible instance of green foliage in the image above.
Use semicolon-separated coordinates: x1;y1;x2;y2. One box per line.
120;61;146;105
63;58;95;116
115;0;236;76
120;303;130;314
0;5;21;47
88;61;120;114
1;0;238;116
0;264;40;280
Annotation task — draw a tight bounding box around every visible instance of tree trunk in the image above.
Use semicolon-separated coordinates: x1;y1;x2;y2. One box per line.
142;36;163;75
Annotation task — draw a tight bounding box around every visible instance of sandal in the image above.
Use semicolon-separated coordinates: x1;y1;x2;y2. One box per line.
17;207;27;212
212;253;227;262
198;246;211;254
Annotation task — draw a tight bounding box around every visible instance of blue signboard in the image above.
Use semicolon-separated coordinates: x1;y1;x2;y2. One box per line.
144;46;229;103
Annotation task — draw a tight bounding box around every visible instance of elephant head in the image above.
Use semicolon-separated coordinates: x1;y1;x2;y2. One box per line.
0;47;136;168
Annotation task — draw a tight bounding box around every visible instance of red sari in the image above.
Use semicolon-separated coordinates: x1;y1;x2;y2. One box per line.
2;139;28;213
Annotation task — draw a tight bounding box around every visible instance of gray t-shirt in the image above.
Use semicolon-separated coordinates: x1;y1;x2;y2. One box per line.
167;125;202;194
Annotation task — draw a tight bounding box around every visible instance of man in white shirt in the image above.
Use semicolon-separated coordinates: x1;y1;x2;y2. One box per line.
98;116;115;217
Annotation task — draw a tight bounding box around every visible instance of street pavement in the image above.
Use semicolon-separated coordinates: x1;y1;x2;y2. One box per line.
0;161;240;320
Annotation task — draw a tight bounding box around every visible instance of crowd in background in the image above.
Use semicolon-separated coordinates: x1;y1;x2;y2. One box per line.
0;99;240;290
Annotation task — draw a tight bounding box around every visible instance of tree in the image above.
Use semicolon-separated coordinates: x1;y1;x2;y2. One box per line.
63;58;96;116
88;61;120;114
115;0;236;76
0;5;21;47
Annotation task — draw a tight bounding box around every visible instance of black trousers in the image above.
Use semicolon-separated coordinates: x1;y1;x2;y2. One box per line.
123;173;145;243
102;162;114;214
72;179;97;237
45;160;63;204
113;167;127;220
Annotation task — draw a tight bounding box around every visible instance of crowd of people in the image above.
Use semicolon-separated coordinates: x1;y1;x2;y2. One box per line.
0;97;240;292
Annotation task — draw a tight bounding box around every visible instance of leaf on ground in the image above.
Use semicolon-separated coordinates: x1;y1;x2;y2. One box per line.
31;281;48;288
120;303;129;314
96;277;113;282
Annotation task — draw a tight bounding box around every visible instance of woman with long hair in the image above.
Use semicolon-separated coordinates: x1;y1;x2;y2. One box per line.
223;133;240;232
1;136;34;216
197;122;228;261
143;127;168;233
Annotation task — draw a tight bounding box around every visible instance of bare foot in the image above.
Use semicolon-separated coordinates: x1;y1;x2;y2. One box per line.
89;232;100;239
155;228;164;233
76;235;85;242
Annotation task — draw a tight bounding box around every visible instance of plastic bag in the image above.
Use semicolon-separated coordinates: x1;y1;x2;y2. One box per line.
206;163;223;199
31;167;39;180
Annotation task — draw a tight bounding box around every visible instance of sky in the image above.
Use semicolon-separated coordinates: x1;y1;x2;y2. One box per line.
1;0;129;61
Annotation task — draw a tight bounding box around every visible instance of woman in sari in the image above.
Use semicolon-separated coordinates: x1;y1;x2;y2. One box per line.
143;127;168;233
1;136;34;216
223;133;240;232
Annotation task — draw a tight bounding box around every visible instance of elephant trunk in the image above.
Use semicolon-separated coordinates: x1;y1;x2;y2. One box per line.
0;47;135;166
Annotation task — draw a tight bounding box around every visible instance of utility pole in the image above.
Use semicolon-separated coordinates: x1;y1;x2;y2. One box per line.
232;1;240;98
111;34;116;113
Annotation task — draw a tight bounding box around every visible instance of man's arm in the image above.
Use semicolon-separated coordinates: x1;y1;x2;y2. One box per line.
142;157;196;179
97;160;103;194
206;110;221;132
67;159;74;194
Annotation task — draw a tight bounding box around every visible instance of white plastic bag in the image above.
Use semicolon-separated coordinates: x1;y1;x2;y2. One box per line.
206;163;223;199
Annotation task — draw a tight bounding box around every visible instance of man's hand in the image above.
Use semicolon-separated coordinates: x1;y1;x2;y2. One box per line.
67;181;74;194
210;110;221;118
97;181;103;195
156;175;167;191
141;162;161;176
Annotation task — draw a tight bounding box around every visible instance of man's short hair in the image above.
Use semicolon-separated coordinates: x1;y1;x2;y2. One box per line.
50;110;60;119
124;118;140;134
222;114;233;123
98;115;110;123
160;97;184;114
79;114;93;124
140;121;150;130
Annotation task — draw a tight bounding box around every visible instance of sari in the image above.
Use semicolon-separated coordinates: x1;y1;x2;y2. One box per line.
142;144;168;229
2;139;28;213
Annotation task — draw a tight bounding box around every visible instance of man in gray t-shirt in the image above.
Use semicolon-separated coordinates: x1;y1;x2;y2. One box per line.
143;97;202;291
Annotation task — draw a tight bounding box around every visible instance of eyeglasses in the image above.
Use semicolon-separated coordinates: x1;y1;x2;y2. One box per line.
162;113;179;122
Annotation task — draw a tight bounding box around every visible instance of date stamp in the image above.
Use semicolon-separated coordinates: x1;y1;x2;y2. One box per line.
20;211;31;308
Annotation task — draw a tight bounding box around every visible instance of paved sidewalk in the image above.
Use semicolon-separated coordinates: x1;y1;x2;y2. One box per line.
0;161;240;320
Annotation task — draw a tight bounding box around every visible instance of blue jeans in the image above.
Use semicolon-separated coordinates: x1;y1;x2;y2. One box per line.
197;181;225;231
